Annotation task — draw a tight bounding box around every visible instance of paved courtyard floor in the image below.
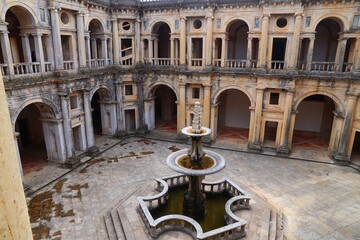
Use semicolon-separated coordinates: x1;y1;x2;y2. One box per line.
26;136;360;240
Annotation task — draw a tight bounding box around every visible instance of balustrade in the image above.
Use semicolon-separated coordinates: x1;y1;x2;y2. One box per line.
0;64;9;76
271;60;285;70
13;62;41;75
226;59;247;68
89;59;106;68
213;59;221;67
63;61;74;70
191;58;203;67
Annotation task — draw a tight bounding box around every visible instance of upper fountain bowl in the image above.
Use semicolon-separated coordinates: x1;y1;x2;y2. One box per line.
181;126;211;137
166;149;226;176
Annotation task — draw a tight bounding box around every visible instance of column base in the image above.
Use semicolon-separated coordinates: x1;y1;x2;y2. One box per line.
64;156;81;169
276;145;291;156
54;69;66;77
333;153;350;166
114;130;128;139
135;125;149;136
248;142;262;153
86;146;99;157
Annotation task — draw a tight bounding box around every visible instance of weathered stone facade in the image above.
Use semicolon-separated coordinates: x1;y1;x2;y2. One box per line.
1;0;360;175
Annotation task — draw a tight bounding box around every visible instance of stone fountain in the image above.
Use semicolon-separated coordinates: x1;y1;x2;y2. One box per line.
138;102;251;239
166;102;225;218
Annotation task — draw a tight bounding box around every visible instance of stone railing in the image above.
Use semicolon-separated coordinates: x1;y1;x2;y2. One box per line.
63;60;74;70
13;62;41;75
0;63;9;76
138;174;251;239
310;61;338;71
225;59;247;68
271;60;285;70
191;58;203;67
213;59;221;67
120;55;133;66
89;59;107;68
44;62;53;72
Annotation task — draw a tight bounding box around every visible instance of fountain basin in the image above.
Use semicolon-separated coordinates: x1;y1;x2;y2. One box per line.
181;126;211;137
166;149;226;176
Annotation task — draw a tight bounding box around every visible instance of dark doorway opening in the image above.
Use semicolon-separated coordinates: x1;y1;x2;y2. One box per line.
91;91;102;135
271;38;287;69
264;121;278;146
125;109;136;132
351;131;360;165
153;85;177;133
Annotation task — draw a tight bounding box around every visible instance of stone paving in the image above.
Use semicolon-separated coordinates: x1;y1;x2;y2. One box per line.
27;136;360;240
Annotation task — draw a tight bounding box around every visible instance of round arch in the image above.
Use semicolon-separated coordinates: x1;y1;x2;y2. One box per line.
293;91;344;114
90;86;113;101
147;82;179;101
312;14;347;32
1;3;38;25
223;17;251;32
12;98;59;125
213;86;254;107
149;20;173;34
87;17;105;33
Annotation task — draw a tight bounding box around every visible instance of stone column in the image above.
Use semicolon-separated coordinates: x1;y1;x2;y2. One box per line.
20;34;32;64
277;89;294;154
115;79;124;131
259;14;269;68
76;11;87;68
306;36;315;70
170;37;175;65
180;17;187;65
91;38;97;59
210;103;217;140
101;37;108;64
135;18;141;63
108;38;113;65
206;15;213;66
334;94;358;162
0;30;14;75
249;87;264;150
353;37;360;71
49;7;64;70
289;13;302;69
13;132;24;182
0;71;33;240
112;19;119;65
85;34;91;67
177;83;186;131
33;33;46;72
335;37;348;72
221;35;228;67
246;37;253;68
83;90;94;148
149;38;154;64
203;84;211;128
59;94;74;158
154;38;159;60
45;35;54;70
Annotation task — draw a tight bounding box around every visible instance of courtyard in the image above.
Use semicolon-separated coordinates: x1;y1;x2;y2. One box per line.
25;136;360;240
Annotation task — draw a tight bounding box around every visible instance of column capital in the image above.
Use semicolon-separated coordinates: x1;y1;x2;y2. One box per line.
346;91;360;97
294;12;303;18
180;17;187;21
76;11;85;17
256;87;265;91
262;13;270;19
48;7;59;13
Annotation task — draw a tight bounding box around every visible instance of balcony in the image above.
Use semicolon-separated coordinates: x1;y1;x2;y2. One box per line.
298;61;353;72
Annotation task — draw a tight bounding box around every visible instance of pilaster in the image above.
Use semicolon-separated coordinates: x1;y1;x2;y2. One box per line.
180;17;187;65
49;7;64;71
76;11;87;68
277;89;294;155
112;18;120;65
259;14;269;68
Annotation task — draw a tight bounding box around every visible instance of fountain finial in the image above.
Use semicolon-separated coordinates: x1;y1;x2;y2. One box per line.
192;102;202;134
